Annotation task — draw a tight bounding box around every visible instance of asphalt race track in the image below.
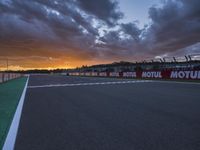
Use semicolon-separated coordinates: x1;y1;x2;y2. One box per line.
15;75;200;150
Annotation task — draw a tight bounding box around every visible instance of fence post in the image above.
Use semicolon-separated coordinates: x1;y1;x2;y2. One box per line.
2;73;4;82
0;73;2;83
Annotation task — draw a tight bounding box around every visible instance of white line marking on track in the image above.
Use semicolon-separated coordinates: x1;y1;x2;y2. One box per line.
152;80;200;85
28;80;153;89
3;76;29;150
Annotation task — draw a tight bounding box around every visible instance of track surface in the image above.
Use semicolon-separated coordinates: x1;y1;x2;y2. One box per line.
15;75;200;150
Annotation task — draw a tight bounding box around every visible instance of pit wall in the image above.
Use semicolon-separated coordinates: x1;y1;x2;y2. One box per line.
0;73;23;83
69;70;200;80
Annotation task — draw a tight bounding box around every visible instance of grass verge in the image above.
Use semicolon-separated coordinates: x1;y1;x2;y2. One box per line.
0;77;27;149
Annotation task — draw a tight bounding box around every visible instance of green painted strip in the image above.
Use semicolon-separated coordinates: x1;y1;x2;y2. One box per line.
0;77;27;149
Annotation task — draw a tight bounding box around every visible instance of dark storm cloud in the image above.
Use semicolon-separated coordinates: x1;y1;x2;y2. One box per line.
0;0;200;67
120;22;142;41
96;27;142;60
94;0;200;59
99;30;130;50
77;0;123;26
144;0;200;56
0;0;100;59
7;0;94;38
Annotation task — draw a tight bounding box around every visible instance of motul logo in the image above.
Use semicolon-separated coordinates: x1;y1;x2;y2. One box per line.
91;72;98;76
110;72;119;77
142;72;162;78
170;71;200;79
99;72;107;76
85;72;91;76
123;72;136;77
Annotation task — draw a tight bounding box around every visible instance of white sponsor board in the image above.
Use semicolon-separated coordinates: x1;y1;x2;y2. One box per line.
75;72;80;76
170;70;200;79
142;71;162;78
79;72;84;76
69;72;78;76
110;72;119;77
85;72;91;76
123;72;136;78
91;72;98;76
99;72;107;76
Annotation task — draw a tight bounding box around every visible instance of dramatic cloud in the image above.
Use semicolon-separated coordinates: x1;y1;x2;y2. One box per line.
144;0;200;56
77;0;123;26
0;0;98;59
120;22;142;41
0;0;200;69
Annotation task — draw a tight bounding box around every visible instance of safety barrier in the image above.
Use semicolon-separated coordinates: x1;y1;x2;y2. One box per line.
0;73;22;83
69;70;200;80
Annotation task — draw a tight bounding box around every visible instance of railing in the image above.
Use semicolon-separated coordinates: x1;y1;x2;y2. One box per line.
0;73;22;83
141;54;200;63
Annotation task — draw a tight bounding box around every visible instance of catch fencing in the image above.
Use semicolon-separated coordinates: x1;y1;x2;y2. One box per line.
0;73;22;83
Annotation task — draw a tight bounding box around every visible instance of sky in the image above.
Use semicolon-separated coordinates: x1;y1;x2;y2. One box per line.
118;0;162;28
0;0;200;70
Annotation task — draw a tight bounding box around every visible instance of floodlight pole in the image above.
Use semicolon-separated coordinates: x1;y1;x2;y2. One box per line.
163;58;166;62
173;57;176;62
185;55;188;62
188;55;192;61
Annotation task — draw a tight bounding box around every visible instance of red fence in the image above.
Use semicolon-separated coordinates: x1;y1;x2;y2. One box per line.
0;73;23;83
69;70;200;80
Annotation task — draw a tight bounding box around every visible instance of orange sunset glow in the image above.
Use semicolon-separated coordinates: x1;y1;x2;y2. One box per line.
0;0;200;70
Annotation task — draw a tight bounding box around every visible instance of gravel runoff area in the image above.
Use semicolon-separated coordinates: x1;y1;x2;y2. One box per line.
0;77;27;149
14;75;200;150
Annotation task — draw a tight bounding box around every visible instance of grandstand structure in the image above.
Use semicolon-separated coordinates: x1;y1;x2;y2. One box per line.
68;54;200;73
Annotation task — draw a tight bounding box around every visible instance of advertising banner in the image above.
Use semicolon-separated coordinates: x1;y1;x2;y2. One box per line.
69;70;200;80
137;70;200;80
123;72;137;78
169;70;200;80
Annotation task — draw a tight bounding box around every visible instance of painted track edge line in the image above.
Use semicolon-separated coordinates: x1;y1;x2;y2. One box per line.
28;80;153;89
3;75;30;150
152;80;200;85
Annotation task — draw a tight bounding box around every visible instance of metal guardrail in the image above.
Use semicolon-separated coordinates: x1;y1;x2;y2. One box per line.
0;73;22;83
141;54;200;63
